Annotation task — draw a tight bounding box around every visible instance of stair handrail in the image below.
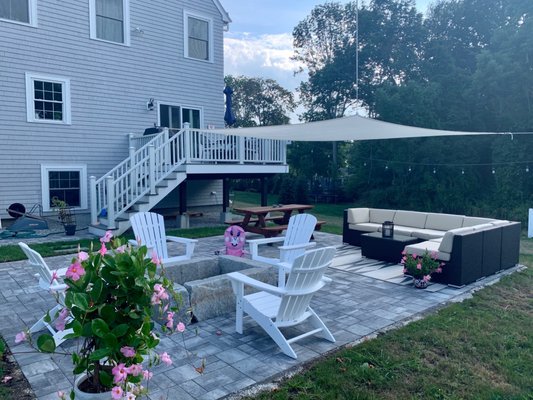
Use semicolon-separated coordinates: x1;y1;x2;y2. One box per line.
90;128;186;228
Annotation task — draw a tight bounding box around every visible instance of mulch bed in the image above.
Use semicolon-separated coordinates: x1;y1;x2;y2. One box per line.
1;340;35;399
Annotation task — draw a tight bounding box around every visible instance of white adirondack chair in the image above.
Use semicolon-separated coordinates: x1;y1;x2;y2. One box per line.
227;246;336;359
129;212;197;264
248;213;318;287
18;242;72;347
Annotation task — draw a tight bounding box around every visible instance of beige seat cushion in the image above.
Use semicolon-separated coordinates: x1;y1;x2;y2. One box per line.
393;210;428;229
348;222;381;232
388;225;417;236
404;241;451;262
425;213;464;231
462;216;496;227
438;226;474;253
410;228;447;240
369;209;396;224
347;208;370;224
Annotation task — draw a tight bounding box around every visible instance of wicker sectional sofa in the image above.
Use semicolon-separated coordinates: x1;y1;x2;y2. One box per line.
343;208;521;286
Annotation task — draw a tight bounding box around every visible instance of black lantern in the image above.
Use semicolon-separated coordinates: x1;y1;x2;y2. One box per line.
382;221;394;238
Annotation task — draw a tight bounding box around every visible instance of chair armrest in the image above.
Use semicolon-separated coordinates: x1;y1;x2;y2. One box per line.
247;236;285;246
227;272;285;296
278;242;316;251
167;236;198;244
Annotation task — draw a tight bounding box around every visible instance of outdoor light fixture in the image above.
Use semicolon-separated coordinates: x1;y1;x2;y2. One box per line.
382;221;394;238
146;98;155;111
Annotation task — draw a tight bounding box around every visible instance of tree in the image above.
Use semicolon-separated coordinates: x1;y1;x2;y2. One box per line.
223;75;295;127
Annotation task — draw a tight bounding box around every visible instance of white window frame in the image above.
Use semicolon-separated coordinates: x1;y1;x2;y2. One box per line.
41;164;88;212
89;0;130;46
0;0;37;27
157;102;204;129
25;73;71;124
183;11;213;63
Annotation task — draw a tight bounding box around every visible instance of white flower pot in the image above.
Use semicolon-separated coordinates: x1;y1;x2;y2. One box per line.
73;375;112;400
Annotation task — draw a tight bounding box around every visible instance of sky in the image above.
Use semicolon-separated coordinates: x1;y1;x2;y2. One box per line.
222;0;434;94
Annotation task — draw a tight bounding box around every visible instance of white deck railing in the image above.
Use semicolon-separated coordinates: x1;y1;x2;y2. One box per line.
90;125;287;229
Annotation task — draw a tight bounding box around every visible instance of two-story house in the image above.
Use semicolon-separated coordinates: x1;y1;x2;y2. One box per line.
0;0;288;235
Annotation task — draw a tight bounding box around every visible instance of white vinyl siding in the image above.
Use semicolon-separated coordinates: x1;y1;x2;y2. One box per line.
41;164;88;211
184;12;213;62
89;0;130;45
0;0;36;26
25;73;71;124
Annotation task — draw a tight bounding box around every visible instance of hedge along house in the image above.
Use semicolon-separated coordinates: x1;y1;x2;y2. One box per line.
0;0;289;235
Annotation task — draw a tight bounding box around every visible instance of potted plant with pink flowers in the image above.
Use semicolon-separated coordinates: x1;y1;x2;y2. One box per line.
15;231;187;399
401;249;444;289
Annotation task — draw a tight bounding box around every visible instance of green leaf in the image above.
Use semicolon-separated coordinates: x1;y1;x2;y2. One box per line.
99;369;113;387
88;348;111;361
98;304;116;324
81;322;92;337
72;293;89;311
43;311;52;323
91;318;110;338
37;334;56;353
112;324;129;338
71;320;83;335
90;278;103;301
103;333;118;349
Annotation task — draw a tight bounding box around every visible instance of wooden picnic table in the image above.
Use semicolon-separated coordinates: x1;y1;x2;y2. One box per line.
229;204;324;238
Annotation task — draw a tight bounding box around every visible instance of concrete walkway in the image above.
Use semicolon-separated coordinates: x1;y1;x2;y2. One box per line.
0;231;521;400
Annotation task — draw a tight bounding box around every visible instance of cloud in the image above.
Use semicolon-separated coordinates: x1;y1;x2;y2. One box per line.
224;32;305;91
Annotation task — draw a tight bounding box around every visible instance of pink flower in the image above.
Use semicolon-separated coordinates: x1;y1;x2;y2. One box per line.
416;263;422;270
116;245;126;253
127;363;143;376
77;251;89;261
151;250;161;266
66;261;86;281
55;308;69;331
150;293;161;305
142;370;153;380
15;331;27;344
100;230;113;243
57;391;67;400
153;284;164;294
431;251;438;259
176;322;186;333
160;352;172;366
125;392;136;400
403;268;407;274
436;267;443;273
98;242;108;256
50;270;59;284
412;253;417;259
1;376;13;384
112;363;128;383
120;346;136;358
423;275;431;282
166;312;175;329
401;250;406;255
111;386;123;399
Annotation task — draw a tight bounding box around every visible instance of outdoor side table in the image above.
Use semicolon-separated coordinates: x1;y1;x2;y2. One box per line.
360;232;420;263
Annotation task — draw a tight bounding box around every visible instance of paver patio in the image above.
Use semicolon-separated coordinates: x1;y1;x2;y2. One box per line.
0;231;522;399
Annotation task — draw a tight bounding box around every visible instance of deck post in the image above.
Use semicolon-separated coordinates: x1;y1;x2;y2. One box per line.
106;175;116;229
148;144;156;195
238;136;245;164
183;122;191;161
90;176;98;225
177;181;189;228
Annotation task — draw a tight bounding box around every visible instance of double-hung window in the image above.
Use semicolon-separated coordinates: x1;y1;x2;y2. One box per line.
26;73;71;124
184;12;213;62
0;0;36;26
41;165;88;211
90;0;130;45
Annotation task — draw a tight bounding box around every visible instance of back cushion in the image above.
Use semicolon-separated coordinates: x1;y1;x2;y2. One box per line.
425;213;464;231
491;220;510;226
438;227;474;253
347;208;370;224
369;209;396;224
393;210;428;229
472;223;495;231
462;216;495;227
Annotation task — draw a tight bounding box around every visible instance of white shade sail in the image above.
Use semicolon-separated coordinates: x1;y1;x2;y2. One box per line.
210;115;508;141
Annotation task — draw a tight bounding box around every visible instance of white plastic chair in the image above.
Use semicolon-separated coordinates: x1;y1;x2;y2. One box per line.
249;213;318;287
227;246;336;359
129;212;197;264
18;242;72;346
